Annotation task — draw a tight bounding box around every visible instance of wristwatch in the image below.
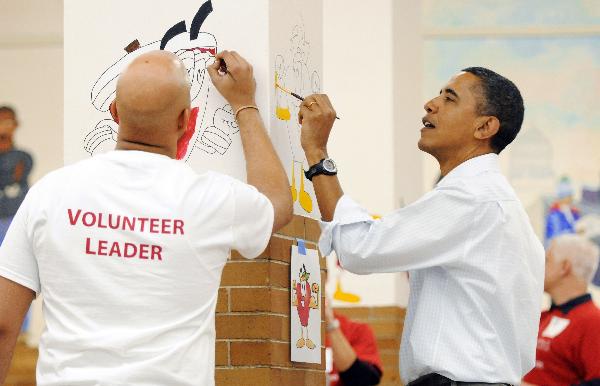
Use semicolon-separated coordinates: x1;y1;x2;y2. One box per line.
304;158;337;181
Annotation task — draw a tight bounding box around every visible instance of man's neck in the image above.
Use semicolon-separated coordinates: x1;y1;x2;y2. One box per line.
115;140;174;159
437;146;494;177
548;280;588;306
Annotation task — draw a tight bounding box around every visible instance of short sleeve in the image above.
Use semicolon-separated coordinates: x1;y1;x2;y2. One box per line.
0;187;40;294
230;180;274;259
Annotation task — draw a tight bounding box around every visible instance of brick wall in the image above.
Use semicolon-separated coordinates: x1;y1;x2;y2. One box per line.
334;306;406;386
216;215;326;386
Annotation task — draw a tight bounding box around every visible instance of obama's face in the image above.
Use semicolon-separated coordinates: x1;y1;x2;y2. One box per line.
419;72;486;158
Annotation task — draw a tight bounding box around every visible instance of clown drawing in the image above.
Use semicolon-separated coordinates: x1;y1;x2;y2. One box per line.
292;264;320;349
83;0;239;162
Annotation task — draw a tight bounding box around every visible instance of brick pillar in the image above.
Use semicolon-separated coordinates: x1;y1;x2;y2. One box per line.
215;215;326;386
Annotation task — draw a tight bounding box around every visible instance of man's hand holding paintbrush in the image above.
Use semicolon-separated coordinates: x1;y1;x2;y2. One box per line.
275;76;340;120
207;50;292;231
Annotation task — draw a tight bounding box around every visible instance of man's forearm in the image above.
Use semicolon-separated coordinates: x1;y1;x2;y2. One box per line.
305;149;343;222
328;328;357;371
0;330;18;383
237;109;292;230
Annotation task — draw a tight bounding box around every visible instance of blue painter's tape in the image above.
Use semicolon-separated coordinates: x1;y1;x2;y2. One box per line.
297;239;306;255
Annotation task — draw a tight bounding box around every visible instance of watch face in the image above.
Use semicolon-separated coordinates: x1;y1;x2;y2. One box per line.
323;158;337;172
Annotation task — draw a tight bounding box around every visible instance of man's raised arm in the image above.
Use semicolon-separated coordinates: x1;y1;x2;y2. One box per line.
208;50;292;232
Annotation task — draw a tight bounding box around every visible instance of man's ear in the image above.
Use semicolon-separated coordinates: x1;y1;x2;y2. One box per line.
109;100;119;124
177;107;191;137
473;116;500;140
560;258;573;277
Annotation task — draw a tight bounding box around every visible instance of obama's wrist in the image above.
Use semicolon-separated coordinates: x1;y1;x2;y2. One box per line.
303;148;328;166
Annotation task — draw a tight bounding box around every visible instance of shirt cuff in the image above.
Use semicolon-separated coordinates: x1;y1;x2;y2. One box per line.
318;195;372;256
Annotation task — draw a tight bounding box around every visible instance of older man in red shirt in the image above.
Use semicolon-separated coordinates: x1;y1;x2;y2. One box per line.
523;234;600;386
325;300;383;386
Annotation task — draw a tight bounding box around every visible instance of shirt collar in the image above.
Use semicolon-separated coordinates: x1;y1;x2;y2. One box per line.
99;150;173;163
437;153;500;187
550;293;592;315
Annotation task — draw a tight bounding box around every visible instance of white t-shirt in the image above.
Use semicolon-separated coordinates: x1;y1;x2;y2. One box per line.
0;150;274;386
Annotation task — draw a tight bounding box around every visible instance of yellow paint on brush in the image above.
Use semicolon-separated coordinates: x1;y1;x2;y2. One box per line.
276;106;291;121
274;71;293;94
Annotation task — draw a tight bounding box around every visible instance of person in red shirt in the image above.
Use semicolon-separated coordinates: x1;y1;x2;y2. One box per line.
523;234;600;386
325;299;383;386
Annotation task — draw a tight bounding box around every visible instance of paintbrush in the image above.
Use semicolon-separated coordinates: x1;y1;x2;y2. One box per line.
275;74;340;120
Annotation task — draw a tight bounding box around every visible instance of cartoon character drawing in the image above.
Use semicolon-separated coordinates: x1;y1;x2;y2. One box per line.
83;0;238;161
273;24;321;214
292;263;320;349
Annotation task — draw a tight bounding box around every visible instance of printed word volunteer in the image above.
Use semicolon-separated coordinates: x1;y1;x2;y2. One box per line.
68;208;186;261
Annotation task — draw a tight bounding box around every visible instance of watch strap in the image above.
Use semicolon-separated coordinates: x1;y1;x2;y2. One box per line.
304;158;337;181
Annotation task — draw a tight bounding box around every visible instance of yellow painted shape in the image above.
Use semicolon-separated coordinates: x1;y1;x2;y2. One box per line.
276;106;291;121
299;170;313;213
333;280;361;303
290;162;298;202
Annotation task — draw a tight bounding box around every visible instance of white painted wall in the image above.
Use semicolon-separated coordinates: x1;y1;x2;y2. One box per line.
323;0;423;307
323;0;396;216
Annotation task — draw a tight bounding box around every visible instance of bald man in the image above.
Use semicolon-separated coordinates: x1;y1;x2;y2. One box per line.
0;50;291;385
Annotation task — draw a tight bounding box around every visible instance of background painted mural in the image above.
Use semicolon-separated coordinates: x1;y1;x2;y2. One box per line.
422;1;600;235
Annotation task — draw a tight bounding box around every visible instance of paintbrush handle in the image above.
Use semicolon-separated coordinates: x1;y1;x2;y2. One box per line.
285;89;341;119
290;92;304;101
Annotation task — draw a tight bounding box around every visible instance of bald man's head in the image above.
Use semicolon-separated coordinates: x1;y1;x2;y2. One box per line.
114;50;191;146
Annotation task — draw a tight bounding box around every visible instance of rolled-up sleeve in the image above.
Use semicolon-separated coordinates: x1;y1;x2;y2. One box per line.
319;195;372;256
319;186;477;274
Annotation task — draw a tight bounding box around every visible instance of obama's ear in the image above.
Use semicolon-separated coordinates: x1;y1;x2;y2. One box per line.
473;116;500;141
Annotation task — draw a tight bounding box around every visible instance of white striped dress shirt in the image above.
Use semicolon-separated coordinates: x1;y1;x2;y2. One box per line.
319;153;544;385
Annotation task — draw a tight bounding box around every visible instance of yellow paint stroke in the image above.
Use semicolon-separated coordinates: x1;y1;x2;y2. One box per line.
290;161;298;202
274;71;291;120
276;106;291;121
333;280;361;303
299;167;313;213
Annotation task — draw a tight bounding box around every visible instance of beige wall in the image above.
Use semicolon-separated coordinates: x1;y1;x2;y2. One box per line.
1;0;64;346
0;47;64;183
0;0;64;182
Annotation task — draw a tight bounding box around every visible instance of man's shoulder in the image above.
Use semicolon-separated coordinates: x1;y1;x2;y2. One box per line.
32;162;81;188
463;171;518;203
576;301;600;322
337;313;376;338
